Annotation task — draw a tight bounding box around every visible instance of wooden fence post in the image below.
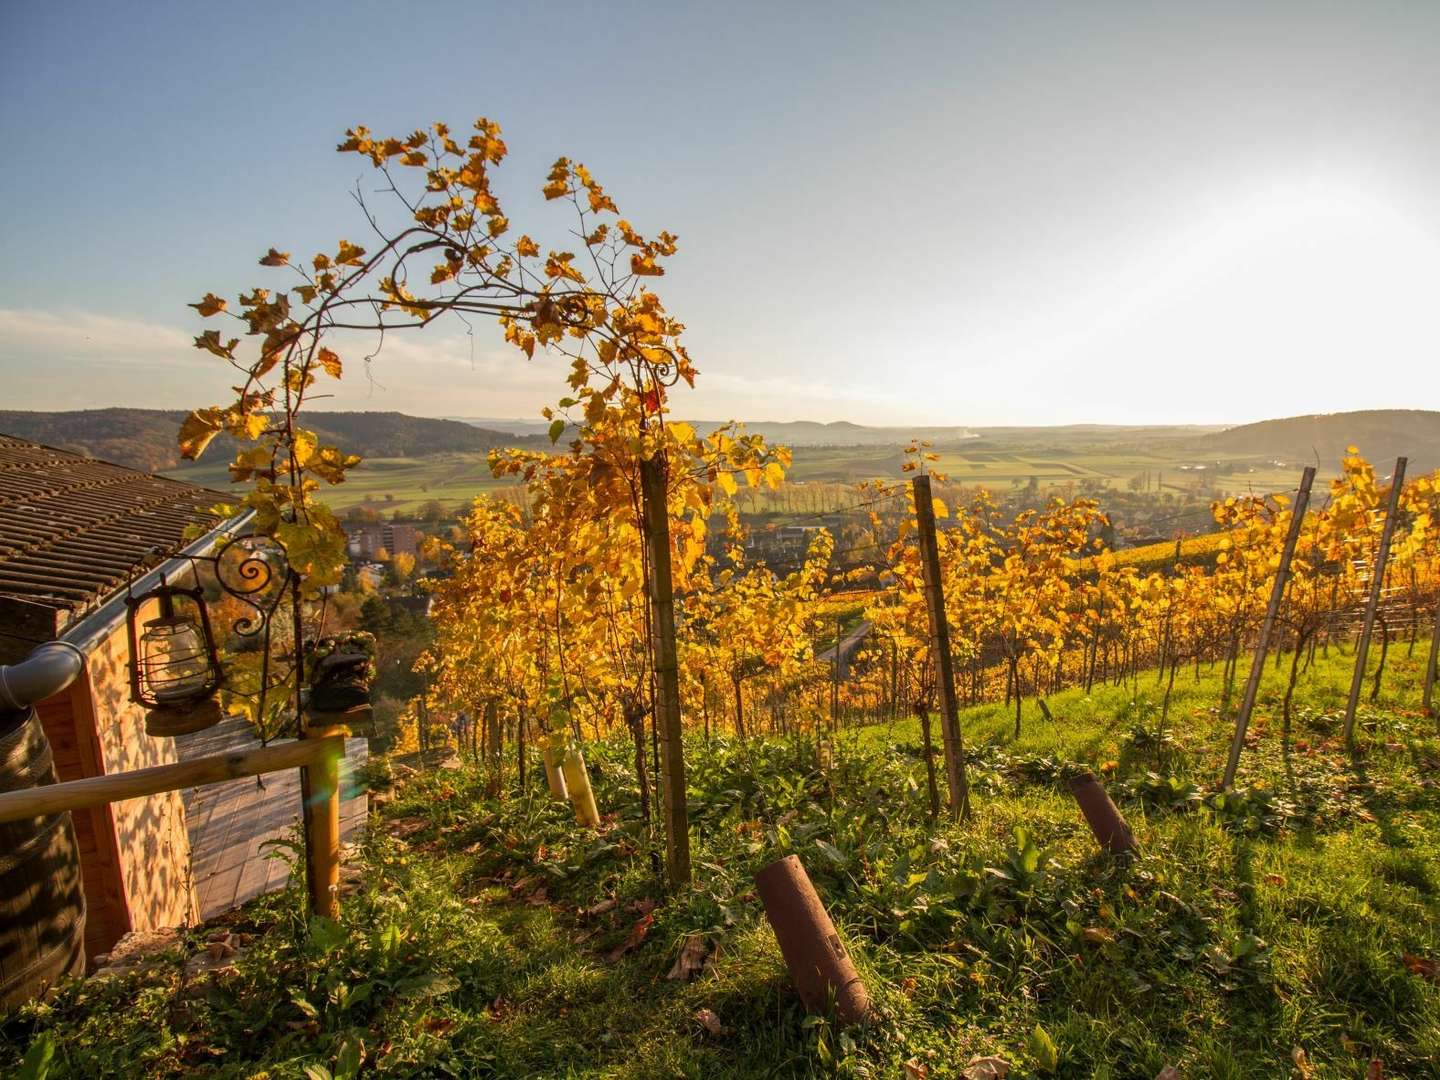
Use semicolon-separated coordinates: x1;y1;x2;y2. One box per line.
1343;457;1407;748
1424;596;1440;719
830;616;840;731
299;723;343;919
1221;467;1314;790
640;452;692;888
911;474;971;820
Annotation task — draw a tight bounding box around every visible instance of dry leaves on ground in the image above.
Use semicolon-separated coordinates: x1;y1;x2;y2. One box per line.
666;935;709;981
606;914;653;963
962;1055;1010;1079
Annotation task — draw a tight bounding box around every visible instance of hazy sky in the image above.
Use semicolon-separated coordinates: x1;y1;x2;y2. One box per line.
2;1;1438;426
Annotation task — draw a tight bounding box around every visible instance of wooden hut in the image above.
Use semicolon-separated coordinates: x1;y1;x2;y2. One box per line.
0;435;260;959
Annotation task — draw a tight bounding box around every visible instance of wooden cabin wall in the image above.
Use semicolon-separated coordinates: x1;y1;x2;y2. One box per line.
86;623;200;933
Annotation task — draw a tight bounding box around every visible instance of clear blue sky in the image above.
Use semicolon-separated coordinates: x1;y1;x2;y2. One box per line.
2;1;1438;426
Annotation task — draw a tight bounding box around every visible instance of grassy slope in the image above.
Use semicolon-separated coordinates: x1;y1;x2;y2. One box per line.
4;650;1438;1078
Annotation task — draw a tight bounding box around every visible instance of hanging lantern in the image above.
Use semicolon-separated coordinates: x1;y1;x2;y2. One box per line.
126;576;224;737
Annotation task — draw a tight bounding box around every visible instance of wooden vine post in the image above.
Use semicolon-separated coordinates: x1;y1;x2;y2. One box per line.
1425;597;1440;719
830;616;841;732
1221;467;1314;790
1343;457;1407;748
911;473;971;820
300;722;343;919
640;452;692;887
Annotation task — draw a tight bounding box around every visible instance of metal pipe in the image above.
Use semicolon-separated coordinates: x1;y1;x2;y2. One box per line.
0;640;86;716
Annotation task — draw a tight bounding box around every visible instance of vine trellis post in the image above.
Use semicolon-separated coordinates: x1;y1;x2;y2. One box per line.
640;452;692;887
1343;457;1407;748
1424;596;1440;720
1221;467;1314;790
911;473;971;821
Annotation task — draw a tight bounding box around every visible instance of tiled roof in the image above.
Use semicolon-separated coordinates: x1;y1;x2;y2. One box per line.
0;434;231;615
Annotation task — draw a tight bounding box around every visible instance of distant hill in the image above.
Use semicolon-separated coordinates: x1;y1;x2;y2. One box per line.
5;407;1435;478
451;417;1220;447
1192;410;1440;473
0;409;546;473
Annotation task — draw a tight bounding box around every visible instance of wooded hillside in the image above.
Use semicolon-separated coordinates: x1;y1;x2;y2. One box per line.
0;409;545;472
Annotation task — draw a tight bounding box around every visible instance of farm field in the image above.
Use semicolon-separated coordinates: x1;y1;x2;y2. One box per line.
169;453;522;516
785;443;1321;496
168;440;1333;518
7;648;1437;1078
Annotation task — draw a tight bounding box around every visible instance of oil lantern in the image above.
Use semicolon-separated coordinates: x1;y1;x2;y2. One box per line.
126;576;224;737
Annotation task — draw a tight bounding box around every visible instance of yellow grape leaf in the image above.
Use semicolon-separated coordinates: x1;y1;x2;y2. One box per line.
335;240;366;266
235;411;267;440
291;428;318;467
717;471;738;497
178;408;224;460
317;348;343;378
516;235;540;258
259;247;290;267
194;330;239;359
189;293;227;317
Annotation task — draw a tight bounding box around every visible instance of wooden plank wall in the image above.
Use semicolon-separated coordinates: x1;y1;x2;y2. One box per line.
35;681;131;960
85;624;199;933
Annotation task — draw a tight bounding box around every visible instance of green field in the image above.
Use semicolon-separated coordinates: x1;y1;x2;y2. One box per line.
169;453;521;515
166;435;1332;519
783;443;1322;495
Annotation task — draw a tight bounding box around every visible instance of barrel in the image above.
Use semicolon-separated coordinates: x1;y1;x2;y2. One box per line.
0;707;87;1013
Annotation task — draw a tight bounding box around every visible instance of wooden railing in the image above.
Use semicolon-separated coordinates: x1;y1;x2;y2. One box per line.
0;728;346;918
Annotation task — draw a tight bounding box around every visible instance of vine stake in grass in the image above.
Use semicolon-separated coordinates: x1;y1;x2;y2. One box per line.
1067;771;1138;855
912;473;972;820
755;854;870;1025
1221;467;1315;790
1424;592;1440;721
1343;457;1407;748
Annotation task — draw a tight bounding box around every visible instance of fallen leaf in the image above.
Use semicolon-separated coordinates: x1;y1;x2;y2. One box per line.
628;897;658;916
903;1058;928;1079
694;1007;723;1036
1155;1067;1181;1080
1082;927;1114;945
586;897;618;917
387;816;428;840
666;935;709;982
1292;1046;1314;1078
1402;953;1438;981
963;1056;1011;1080
1367;1059;1383;1079
606;914;653;963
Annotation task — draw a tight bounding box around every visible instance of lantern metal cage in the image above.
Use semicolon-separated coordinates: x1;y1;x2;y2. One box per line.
125;577;224;737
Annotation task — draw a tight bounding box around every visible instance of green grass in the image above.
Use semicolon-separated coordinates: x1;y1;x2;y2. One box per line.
4;649;1438;1077
168;453;520;515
